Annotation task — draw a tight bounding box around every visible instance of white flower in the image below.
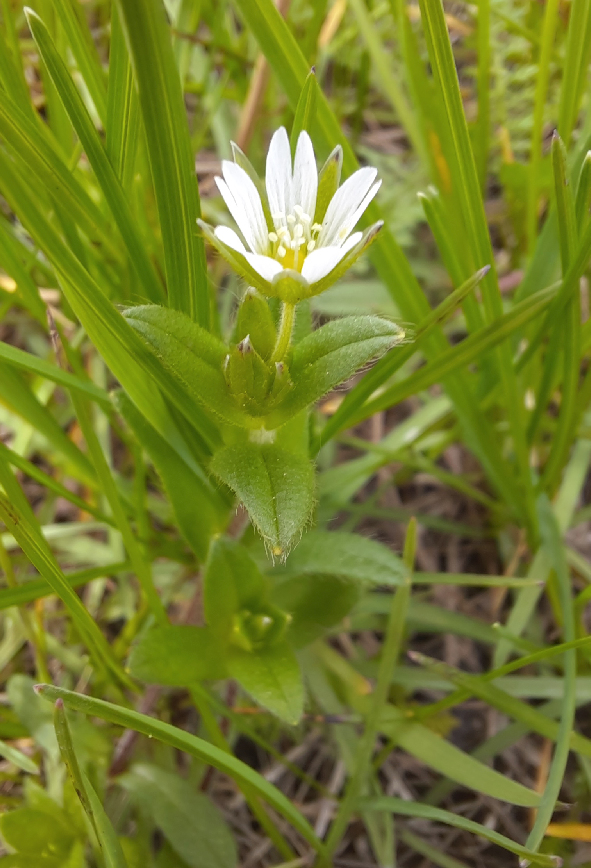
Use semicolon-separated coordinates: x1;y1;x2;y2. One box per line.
198;127;383;303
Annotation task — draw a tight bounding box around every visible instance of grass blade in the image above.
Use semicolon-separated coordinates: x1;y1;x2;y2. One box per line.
0;493;134;690
115;0;209;324
360;798;560;867
26;9;165;305
35;682;327;857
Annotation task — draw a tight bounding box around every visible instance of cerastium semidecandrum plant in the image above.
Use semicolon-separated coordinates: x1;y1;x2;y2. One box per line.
0;0;583;865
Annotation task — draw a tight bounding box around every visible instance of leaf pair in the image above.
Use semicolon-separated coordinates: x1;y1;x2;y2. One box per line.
128;538;303;724
124;304;404;553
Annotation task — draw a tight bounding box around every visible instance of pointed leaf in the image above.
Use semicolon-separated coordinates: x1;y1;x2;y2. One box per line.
275;530;407;585
269;315;404;424
227;641;303;724
124;305;248;427
210;443;315;556
119;764;236;868
127;626;228;686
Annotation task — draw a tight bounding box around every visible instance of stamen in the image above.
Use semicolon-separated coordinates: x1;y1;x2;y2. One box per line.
307;240;316;252
293;224;304;238
268;231;278;243
286;214;296;225
300;212;311;224
277;245;286;258
294;205;304;218
312;223;322;233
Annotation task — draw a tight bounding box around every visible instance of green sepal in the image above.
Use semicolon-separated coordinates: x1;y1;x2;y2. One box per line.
124;305;248;427
267;314;405;426
127;625;228;685
235;288;277;360
197;219;274;296
268;361;293;405
309;222;383;296
227;640;304;724
210;442;315;557
225;336;273;412
270;268;310;303
314;145;343;224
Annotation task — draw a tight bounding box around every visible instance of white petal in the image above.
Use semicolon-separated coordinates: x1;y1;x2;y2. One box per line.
301;233;362;283
334;181;381;245
243;253;284;282
214;225;247;254
318;166;378;248
215;176;258;254
266;127;292;229
292;131;317;218
221;161;268;253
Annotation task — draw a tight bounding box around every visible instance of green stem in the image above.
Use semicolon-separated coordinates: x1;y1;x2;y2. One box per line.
271;301;295;362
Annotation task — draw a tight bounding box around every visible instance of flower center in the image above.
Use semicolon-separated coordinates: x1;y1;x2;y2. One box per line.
268;205;322;271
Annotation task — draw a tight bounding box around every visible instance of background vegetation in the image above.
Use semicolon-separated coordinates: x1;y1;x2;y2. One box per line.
0;0;590;865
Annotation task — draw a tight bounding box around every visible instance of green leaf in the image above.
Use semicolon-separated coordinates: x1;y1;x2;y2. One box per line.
360;799;559;867
0;92;117;258
227;641;303;724
51;0;108;125
210;443;315;557
0;362;95;485
269;315;404;425
106;3;139;188
0;738;39;775
124;305;247;428
275;530;407;586
25;9;164;306
0;340;109;407
0;498;134;690
35;684;325;856
204;537;267;637
116;391;227;561
354;282;557;424
115;0;209;324
127;626;228;685
0;809;74;859
0;146;215;470
54;701;129;868
317;266;488;449
119;764;236;868
272;573;361;647
376;703;540;807
290;70;318;153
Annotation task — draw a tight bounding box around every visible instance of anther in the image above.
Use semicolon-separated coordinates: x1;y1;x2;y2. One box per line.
268;231;278;243
277;245;286;258
307;240;316;252
286;214;296;225
312;223;322;233
293;224;304;238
